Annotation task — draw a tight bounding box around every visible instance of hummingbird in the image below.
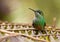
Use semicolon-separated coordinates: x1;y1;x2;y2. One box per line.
29;8;46;34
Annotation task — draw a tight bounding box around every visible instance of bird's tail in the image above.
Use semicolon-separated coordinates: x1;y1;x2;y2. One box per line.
40;30;46;34
34;30;39;35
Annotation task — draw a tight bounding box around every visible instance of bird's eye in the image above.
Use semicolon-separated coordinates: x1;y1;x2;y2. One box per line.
36;11;41;14
39;12;41;14
37;11;41;15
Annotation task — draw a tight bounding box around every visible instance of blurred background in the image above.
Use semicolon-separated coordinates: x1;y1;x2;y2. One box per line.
0;0;60;27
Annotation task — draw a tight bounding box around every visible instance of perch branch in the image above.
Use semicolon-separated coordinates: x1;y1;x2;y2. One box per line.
0;29;46;42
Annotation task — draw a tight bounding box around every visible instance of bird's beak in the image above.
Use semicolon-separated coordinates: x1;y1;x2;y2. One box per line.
29;8;35;12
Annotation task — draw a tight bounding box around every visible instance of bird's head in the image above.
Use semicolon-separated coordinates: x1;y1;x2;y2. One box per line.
29;8;43;17
35;10;42;15
29;8;44;17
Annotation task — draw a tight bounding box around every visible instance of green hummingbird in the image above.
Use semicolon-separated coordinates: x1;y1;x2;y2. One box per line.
29;8;46;34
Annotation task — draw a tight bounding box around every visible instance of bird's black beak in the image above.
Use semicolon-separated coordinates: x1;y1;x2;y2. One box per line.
29;8;35;12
